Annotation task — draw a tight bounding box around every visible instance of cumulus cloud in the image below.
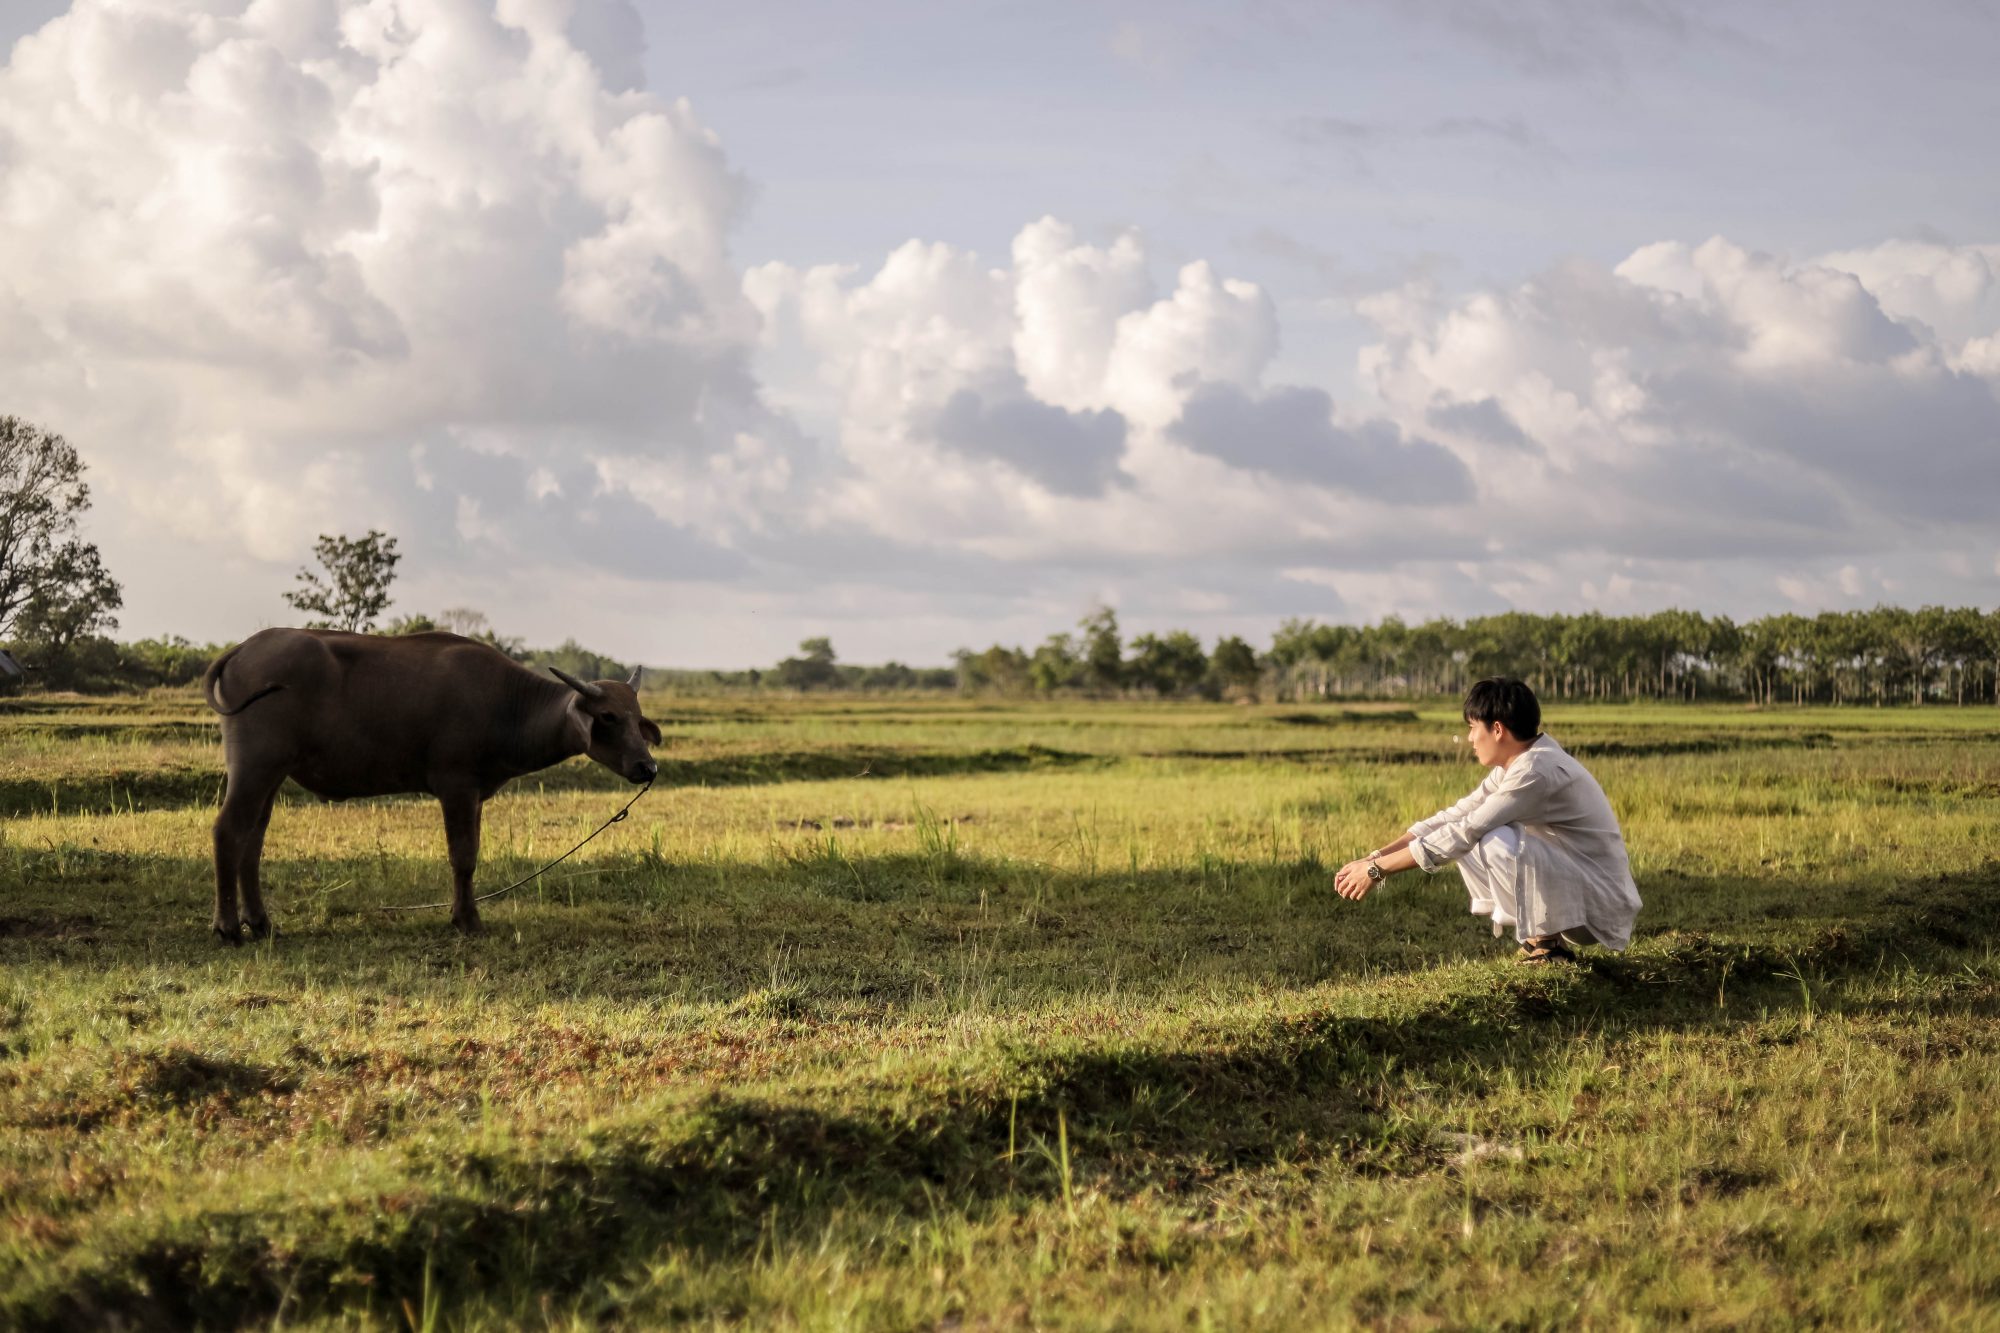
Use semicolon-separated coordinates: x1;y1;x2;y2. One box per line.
1170;383;1472;500
1425;397;1537;451
744;219;1451;579
0;0;781;630
931;387;1129;499
1011;219;1154;412
1359;234;2000;582
1811;240;2000;350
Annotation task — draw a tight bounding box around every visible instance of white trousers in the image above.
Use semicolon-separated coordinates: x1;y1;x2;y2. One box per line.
1456;825;1602;945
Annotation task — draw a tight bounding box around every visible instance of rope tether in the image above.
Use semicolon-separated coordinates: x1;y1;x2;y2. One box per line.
378;779;654;914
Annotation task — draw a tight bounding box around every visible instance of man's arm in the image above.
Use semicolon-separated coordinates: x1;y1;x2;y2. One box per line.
1334;839;1420;899
1336;775;1498;901
1404;773;1500;845
1405;761;1560;873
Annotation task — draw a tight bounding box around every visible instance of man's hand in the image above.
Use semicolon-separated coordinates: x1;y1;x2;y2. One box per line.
1334;858;1377;900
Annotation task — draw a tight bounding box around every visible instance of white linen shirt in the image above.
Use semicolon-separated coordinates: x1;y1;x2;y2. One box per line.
1405;734;1642;950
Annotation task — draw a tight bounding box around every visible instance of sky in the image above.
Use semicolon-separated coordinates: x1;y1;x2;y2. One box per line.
2;0;1998;667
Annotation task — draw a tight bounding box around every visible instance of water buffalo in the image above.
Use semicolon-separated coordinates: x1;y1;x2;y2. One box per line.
201;628;660;940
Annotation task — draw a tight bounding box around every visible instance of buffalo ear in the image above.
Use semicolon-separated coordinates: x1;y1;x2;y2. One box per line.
641;717;662;745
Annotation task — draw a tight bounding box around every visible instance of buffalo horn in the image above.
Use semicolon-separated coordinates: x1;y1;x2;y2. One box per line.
626;667;641;687
549;666;606;701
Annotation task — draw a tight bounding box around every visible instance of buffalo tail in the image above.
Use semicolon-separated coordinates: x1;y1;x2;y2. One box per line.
203;646;286;717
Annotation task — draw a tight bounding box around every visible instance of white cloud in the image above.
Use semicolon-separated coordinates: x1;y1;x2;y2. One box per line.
0;0;776;637
746;222;1434;575
1362;235;2000;564
1104;260;1278;429
1813;239;2000;350
1169;382;1471;499
1012;218;1154;413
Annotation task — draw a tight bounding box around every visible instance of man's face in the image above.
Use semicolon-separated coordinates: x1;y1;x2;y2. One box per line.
1465;717;1508;767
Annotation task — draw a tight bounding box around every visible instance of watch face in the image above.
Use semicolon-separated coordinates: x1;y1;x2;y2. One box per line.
1367;862;1383;881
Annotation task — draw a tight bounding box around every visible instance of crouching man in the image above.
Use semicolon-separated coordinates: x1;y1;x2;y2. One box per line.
1333;677;1641;964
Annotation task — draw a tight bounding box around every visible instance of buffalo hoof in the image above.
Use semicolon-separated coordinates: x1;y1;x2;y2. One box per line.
212;923;243;946
244;919;275;942
451;914;485;937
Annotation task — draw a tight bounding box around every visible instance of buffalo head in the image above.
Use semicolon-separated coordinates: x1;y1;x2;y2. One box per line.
550;666;662;783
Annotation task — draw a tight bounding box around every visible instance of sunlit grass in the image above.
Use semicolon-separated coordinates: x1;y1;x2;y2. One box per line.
2;692;1998;1327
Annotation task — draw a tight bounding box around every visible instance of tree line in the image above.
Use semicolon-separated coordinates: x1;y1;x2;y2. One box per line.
939;606;2000;705
1262;607;2000;706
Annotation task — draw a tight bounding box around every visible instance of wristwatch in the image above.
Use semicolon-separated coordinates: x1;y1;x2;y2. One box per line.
1365;858;1384;884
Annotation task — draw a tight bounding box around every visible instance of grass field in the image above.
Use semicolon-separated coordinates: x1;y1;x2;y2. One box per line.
3;692;1999;1329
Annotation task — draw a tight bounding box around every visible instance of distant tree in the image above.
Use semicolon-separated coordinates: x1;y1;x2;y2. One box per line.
532;638;633;684
1207;634;1261;697
1983;609;2000;705
120;636;219;688
859;661;920;691
1078;606;1123;693
1397;618;1453;697
1129;630;1208;697
1029;633;1084;693
284;530;400;632
773;636;840;690
1268;617;1329;668
12;552;122;658
437;607;490;637
1935;606;1987;705
0;416;123;649
954;644;1032;695
384;613;438;635
430;607;527;658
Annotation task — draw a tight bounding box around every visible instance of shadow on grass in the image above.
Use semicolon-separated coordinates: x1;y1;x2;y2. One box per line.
1;839;1984;1005
1266;709;1423;727
8;859;2000;1328
0;842;1481;999
0;745;1098;819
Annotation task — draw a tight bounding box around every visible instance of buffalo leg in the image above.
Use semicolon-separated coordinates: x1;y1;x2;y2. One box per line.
237;786;281;940
211;808;241;944
212;772;280;943
440;791;484;934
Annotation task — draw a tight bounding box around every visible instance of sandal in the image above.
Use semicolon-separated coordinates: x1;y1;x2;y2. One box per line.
1516;937;1578;966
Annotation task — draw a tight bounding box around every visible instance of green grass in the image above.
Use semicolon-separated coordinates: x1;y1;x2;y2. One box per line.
3;693;1999;1328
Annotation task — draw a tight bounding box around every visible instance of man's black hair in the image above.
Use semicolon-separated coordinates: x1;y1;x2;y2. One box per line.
1463;677;1541;740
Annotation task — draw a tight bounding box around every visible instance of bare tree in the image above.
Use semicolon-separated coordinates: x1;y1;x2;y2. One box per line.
0;416;122;645
284;530;401;632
